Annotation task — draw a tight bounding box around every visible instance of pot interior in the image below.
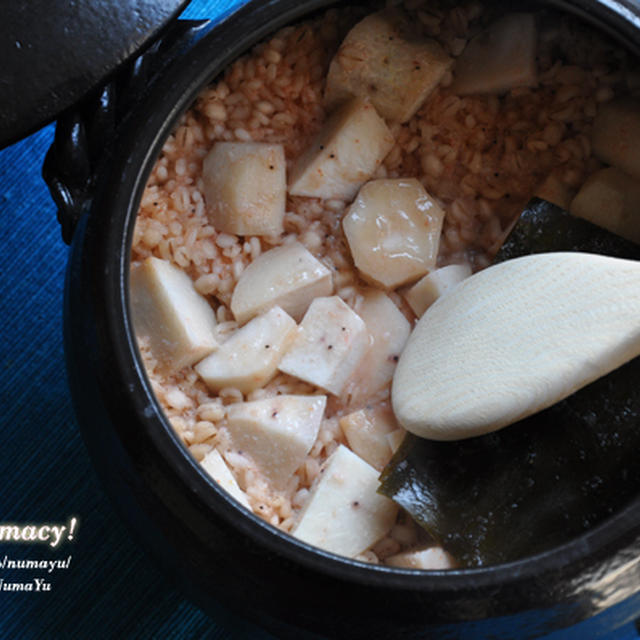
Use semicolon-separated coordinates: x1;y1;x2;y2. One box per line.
118;0;640;593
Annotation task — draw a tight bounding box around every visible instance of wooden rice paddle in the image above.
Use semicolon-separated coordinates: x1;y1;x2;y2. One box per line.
392;252;640;441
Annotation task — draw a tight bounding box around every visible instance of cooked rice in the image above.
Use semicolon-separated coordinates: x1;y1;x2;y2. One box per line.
131;0;636;564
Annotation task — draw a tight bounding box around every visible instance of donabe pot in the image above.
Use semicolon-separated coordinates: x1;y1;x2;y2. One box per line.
52;0;640;638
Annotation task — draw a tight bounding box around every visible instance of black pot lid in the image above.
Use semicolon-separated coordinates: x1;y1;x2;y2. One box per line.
0;0;189;150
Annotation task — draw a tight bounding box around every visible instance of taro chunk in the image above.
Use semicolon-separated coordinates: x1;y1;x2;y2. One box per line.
291;445;398;558
404;263;472;317
325;8;453;123
451;13;537;95
226;395;326;490
534;173;575;211
386;429;406;454
288;97;394;201
195;306;297;393
130;257;217;371
342;178;445;289
201;449;251;510
339;404;402;471
386;547;457;570
570;167;640;245
348;290;411;402
592;99;640;179
230;242;333;323
278;296;370;397
203;142;286;236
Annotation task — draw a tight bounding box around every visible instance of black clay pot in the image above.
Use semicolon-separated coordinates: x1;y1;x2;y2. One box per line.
46;1;640;638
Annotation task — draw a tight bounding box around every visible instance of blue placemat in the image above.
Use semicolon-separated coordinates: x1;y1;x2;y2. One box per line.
0;1;638;638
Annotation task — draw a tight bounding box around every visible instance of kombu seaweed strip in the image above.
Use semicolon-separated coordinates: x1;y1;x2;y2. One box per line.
380;199;640;567
495;198;640;262
381;358;640;567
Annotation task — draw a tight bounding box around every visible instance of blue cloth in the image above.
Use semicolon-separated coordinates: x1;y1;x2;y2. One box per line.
0;1;638;638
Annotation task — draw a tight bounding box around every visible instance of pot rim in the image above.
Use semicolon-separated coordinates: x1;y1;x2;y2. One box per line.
91;0;640;601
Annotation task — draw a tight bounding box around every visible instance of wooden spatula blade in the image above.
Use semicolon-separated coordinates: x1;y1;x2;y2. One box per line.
392;252;640;440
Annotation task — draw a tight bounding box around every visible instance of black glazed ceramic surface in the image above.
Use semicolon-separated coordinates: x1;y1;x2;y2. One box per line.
0;0;189;150
48;1;640;637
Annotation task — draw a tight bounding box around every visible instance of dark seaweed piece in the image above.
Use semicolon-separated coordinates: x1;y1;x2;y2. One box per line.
380;356;640;567
380;197;640;567
494;197;640;263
